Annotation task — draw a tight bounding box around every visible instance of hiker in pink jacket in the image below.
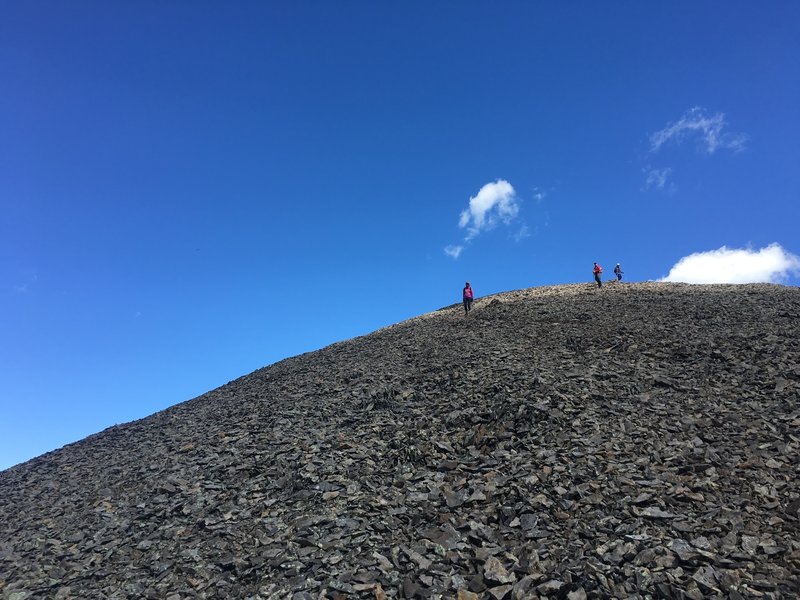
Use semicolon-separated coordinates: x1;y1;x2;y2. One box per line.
463;281;474;314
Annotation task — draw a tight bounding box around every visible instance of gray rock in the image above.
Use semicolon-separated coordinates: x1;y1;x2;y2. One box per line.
1;283;798;599
483;556;516;584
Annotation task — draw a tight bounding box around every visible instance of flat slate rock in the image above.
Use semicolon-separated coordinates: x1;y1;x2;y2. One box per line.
1;282;799;599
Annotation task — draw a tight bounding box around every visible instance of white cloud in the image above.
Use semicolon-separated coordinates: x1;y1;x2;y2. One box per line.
12;270;38;293
660;243;800;284
650;107;748;155
512;224;530;242
642;167;674;191
458;179;519;241
444;179;531;259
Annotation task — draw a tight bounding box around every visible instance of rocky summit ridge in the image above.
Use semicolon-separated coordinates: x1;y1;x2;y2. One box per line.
1;282;799;600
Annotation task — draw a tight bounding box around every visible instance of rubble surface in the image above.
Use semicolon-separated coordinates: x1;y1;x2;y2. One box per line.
1;282;799;599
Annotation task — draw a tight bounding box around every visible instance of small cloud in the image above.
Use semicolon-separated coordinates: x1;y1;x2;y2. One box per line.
660;243;800;284
445;179;521;258
512;224;530;242
12;270;38;293
532;187;547;202
650;107;748;155
642;166;674;192
458;179;519;241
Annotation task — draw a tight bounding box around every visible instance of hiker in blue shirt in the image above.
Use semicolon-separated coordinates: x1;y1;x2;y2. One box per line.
614;263;623;281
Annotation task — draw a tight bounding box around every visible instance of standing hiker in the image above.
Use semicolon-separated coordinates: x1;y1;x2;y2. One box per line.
593;263;603;288
463;281;474;314
614;263;623;281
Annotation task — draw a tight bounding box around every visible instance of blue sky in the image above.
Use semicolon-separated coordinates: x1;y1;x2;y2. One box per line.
2;2;799;470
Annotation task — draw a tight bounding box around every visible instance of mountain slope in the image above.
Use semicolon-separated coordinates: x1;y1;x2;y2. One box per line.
1;283;799;599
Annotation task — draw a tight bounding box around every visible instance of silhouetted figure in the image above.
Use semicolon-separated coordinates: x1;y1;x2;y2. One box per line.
593;263;603;288
463;281;474;314
614;263;623;281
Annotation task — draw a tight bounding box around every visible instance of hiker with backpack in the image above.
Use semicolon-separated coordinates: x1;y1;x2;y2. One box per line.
614;263;623;281
593;263;603;288
463;281;474;314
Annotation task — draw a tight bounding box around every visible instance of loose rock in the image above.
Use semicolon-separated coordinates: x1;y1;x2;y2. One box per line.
1;283;798;598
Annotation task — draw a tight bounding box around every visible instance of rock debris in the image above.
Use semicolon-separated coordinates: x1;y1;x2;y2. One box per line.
1;282;799;599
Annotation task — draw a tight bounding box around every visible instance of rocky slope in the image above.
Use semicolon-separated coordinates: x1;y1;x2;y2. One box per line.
1;283;798;600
